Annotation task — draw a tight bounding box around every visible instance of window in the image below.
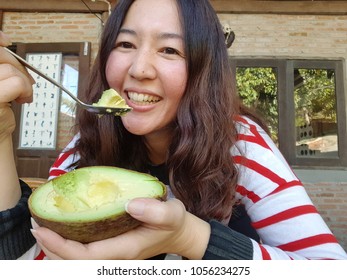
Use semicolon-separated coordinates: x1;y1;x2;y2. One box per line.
11;42;91;178
230;58;347;168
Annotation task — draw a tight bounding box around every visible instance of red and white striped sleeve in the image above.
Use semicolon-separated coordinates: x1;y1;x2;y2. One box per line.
48;134;81;180
232;116;347;259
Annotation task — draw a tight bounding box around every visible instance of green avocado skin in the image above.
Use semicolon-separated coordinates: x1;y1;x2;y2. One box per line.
28;166;167;243
31;208;141;243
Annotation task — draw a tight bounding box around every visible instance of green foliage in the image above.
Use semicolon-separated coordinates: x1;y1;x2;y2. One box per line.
236;67;278;141
294;69;336;127
236;66;337;142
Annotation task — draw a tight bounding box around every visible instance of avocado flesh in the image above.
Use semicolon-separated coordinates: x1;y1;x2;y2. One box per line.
28;166;167;243
93;88;132;110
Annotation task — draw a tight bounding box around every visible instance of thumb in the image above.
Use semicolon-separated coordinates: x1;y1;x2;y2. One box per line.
125;198;186;228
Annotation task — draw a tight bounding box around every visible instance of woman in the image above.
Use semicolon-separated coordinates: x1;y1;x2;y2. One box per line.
1;0;346;260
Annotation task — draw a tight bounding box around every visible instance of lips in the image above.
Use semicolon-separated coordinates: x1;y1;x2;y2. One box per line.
127;92;161;105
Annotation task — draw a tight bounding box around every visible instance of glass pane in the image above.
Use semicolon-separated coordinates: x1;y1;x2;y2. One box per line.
57;55;79;149
236;67;279;143
294;68;338;158
19;52;62;150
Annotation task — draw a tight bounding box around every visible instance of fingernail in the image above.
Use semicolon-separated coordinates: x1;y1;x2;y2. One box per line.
31;217;39;229
30;229;43;244
125;200;145;216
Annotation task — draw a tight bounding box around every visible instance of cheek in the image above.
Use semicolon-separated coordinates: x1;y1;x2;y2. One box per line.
105;55;124;88
164;65;187;101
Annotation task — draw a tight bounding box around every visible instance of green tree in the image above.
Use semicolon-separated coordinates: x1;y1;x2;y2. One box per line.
236;67;336;143
236;67;278;141
294;69;336;127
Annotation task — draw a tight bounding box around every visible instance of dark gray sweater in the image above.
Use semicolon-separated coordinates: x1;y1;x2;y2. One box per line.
203;220;253;259
0;180;36;259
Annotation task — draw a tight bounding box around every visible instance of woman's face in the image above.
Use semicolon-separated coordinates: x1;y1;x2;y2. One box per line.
106;0;187;137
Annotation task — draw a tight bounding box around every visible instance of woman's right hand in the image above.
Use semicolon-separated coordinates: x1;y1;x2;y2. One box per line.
0;31;34;141
0;31;35;210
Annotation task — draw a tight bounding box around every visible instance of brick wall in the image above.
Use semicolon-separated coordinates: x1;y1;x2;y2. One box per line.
305;182;347;251
2;12;103;61
219;14;347;59
2;11;347;252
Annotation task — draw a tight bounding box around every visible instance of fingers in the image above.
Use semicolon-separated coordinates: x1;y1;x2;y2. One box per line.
31;222;143;260
0;69;33;103
0;47;28;75
31;218;91;260
31;227;86;260
0;31;12;46
0;32;35;104
0;55;34;104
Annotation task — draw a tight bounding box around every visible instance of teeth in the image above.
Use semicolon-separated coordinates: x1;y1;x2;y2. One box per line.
128;92;160;104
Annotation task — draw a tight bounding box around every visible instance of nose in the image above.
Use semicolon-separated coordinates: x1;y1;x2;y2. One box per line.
128;49;156;80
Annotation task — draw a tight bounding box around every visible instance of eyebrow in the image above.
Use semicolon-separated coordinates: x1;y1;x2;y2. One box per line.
158;32;183;41
119;28;136;36
119;28;183;41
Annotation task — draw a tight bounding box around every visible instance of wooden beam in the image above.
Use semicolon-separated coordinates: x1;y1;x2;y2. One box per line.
1;0;347;15
0;0;110;13
210;1;347;15
0;10;3;30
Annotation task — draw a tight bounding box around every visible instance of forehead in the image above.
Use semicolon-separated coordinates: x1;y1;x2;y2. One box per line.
123;0;181;33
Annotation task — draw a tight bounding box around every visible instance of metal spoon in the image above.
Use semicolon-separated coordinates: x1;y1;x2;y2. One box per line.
4;47;132;116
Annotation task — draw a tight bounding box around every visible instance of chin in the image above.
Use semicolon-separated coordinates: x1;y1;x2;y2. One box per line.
121;118;151;136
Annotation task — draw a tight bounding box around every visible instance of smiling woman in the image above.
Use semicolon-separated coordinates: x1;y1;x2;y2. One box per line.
0;0;347;260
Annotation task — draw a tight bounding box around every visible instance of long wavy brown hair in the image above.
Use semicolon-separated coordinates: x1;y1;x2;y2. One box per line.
72;0;265;221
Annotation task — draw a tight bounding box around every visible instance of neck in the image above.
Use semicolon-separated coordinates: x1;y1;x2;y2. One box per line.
144;128;173;165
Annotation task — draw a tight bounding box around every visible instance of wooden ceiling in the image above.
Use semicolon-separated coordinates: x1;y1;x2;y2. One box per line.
212;1;347;14
0;0;112;13
0;0;347;15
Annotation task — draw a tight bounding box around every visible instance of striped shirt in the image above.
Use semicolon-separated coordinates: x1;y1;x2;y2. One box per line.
21;116;347;260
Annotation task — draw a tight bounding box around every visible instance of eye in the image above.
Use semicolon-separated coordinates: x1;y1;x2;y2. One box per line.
161;47;180;55
116;42;134;49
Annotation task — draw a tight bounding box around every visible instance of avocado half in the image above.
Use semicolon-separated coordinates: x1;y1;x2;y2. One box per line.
28;166;167;243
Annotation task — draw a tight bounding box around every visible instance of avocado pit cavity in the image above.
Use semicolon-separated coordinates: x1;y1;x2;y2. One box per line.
53;176;122;212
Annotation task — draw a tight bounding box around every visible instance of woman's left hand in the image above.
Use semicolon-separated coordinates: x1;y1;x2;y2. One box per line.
31;198;211;260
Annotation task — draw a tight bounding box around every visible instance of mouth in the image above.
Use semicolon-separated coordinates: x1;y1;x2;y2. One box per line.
127;92;161;105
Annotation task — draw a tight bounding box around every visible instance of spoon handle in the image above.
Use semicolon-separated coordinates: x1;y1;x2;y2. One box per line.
4;47;84;106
